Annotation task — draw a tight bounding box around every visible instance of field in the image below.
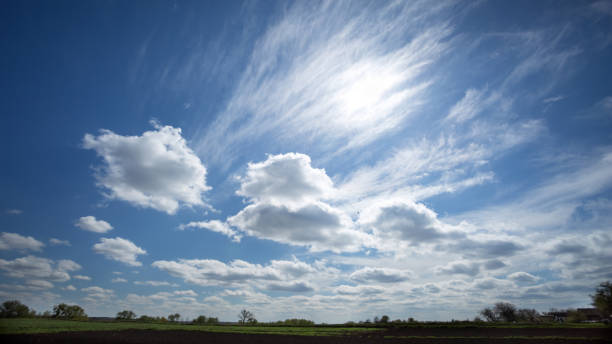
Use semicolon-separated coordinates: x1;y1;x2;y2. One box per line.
1;318;611;344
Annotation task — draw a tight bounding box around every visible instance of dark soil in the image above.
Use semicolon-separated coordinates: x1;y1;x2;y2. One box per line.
2;327;611;344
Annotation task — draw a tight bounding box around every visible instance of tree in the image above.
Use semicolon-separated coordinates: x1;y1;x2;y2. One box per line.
480;307;498;322
0;300;35;318
516;308;539;322
591;281;612;319
193;315;207;324
238;309;255;324
495;302;517;322
53;303;87;320
480;303;519;322
116;310;136;320
379;315;390;324
168;313;180;322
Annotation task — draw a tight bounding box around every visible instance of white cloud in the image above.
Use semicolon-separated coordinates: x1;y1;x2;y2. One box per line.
334;285;384;296
64;285;76;291
265;281;314;293
73;275;91;281
179;220;241;242
5;209;22;215
435;261;481;277
195;1;454;167
507;272;539;283
83;123;211;215
82;286;114;301
0;255;80;282
227;153;368;253
93;237;146;267
445;88;489;123
451;150;612;232
26;279;54;289
0;232;44;251
153;257;319;290
134;280;176;287
112;277;127;283
229;202;364;253
358;200;449;248
75;216;113;233
49;238;71;246
174;290;197;297
236;153;334;205
350;267;411;284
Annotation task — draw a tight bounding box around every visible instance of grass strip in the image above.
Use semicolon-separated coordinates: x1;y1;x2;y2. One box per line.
0;318;380;336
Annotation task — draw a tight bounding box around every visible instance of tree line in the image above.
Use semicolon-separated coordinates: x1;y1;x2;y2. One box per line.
2;281;610;324
0;301;87;320
476;281;612;323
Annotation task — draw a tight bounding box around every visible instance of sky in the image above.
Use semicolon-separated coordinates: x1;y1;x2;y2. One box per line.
1;0;612;323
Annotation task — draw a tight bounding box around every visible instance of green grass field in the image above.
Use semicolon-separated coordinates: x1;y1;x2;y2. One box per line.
0;318;380;336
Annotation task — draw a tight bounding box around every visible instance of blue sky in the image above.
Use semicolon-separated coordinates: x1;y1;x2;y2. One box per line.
1;0;612;322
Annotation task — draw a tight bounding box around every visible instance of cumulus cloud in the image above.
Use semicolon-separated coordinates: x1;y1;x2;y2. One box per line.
49;238;71;246
111;278;127;283
75;216;113;233
507;271;539;283
483;259;507;270
236;153;334;205
358;201;450;248
350;267;411;284
265;281;314;293
73;275;91;281
153;257;318;290
82;123;211;215
334;285;384;296
227;153;367;252
229;202;363;252
174;290;197;297
26;279;54;289
82;286;114;301
473;277;511;290
0;232;44;251
443;238;524;258
435;261;481;277
93;237;146;267
134;280;177;287
179;220;241;242
0;255;80;282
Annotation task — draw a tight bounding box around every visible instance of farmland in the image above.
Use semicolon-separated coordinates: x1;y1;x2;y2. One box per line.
1;318;611;343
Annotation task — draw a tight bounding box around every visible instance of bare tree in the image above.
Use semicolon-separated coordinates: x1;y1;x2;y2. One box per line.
238;309;255;324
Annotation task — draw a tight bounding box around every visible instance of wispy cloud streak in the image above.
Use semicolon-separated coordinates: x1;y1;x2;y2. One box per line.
195;1;455;168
